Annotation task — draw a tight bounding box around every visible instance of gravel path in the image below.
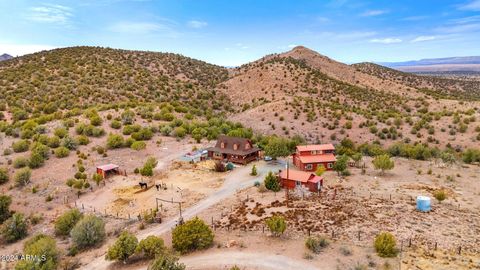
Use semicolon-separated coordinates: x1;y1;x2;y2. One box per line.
180;251;319;270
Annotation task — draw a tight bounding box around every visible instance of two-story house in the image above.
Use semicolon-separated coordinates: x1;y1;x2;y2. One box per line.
292;144;336;171
207;135;260;165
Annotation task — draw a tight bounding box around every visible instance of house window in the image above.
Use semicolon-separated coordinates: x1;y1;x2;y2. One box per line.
233;144;238;150
221;142;225;148
305;164;313;170
327;163;333;169
295;181;301;187
245;143;250;150
311;150;316;155
214;152;221;157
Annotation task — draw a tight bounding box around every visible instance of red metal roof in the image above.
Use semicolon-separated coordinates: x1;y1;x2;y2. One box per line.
279;169;323;183
296;144;335;152
297;153;336;164
97;164;119;171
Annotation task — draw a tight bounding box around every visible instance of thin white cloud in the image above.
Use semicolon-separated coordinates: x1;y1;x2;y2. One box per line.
369;38;402;44
0;43;57;56
411;36;436;43
458;0;480;11
401;15;429;21
435;23;480;33
287;44;298;48
27;4;73;25
235;43;249;49
187;20;208;29
360;9;388;17
108;22;171;34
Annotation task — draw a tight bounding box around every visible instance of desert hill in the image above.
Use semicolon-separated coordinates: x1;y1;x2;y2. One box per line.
219;47;480;148
0;46;230;116
1;46;479;148
0;53;13;61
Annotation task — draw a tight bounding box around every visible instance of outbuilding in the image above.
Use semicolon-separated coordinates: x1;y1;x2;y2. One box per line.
278;168;324;192
96;164;120;179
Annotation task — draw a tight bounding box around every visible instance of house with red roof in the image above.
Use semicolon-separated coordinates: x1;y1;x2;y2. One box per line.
278;168;323;192
292;144;336;172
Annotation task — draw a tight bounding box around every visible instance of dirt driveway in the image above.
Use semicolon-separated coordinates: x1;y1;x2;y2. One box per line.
180;251;319;270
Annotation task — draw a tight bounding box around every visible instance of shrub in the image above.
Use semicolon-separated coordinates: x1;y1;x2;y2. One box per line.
110;120;122;129
374;232;398;257
54;146;70;158
47;136;61;148
62;136;78;150
250;164;257;176
70;215;105;249
433;189;447;202
131;141;147;151
13;157;29;168
54;127;68;138
372;154;394;175
54;209;83;236
12;140;29;153
15;234;59;270
173;127;187;138
160;125;173;136
315;164;326;176
136;235;165;259
131;128;154;141
0;195;12;223
76;135;90;145
148;252;185;270
1;213;28;243
172;217;214;254
305;236;329;253
264;171;280;192
140;157;157;176
14;168;32;187
106;231;138;263
214;161;226;172
265;215;286;237
0;167;8;184
28;152;45;169
106;134;125;149
30;142;50;158
92;173;103;186
90;115;103;126
264;137;291;159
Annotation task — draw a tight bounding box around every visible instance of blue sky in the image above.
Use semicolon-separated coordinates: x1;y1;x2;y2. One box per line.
1;0;480;66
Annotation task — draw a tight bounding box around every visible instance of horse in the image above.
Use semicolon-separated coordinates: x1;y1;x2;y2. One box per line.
139;182;148;189
155;184;161;191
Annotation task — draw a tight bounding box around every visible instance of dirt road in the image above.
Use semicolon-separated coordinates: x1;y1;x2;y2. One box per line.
180;251;319;270
80;160;285;270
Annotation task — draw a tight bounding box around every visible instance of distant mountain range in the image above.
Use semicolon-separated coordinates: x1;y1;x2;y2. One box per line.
0;53;13;61
379;56;480;73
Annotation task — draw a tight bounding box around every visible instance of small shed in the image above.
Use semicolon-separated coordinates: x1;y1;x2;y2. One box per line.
96;164;120;179
180;150;208;163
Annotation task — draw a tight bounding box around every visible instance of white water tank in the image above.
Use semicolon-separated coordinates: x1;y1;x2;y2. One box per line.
416;196;431;212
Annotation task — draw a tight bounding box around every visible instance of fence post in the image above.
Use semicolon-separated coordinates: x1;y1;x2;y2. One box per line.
458;246;461;255
331;230;335;238
116;212;119;218
308;229;311;236
408;238;412;247
128;213;130;219
434;242;437;250
358;231;361;241
82;203;84;210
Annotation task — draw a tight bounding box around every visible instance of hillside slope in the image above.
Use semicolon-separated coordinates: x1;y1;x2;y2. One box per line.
353;62;480;100
220;47;480;148
0;46;230;117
